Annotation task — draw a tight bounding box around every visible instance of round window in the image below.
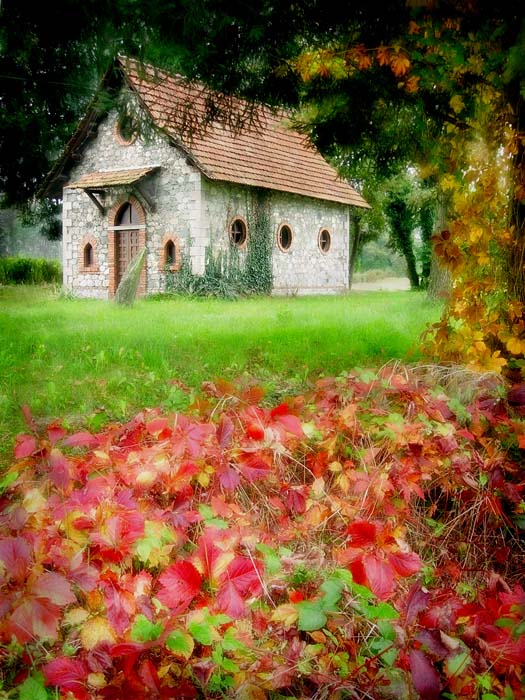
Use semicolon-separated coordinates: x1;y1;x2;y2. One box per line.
278;224;293;251
318;228;331;253
230;218;247;247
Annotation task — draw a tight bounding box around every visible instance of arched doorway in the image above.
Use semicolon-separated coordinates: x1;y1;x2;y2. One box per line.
115;202;141;288
108;197;147;297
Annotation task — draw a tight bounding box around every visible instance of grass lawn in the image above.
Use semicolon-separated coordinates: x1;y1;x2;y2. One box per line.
0;285;441;466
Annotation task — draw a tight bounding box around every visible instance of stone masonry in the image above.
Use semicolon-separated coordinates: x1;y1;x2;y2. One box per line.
62;108;352;298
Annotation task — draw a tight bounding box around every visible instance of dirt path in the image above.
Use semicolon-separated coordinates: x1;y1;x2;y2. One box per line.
351;277;411;291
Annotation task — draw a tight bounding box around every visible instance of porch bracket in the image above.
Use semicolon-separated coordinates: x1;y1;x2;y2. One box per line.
84;189;106;215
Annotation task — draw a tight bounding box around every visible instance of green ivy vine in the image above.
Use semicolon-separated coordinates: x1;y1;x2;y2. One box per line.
165;189;273;299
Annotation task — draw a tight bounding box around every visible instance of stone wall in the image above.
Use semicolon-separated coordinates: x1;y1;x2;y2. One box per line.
202;180;350;295
62;100;351;298
62;107;204;298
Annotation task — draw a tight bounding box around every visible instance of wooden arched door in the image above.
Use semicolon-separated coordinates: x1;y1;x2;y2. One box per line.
115;202;141;289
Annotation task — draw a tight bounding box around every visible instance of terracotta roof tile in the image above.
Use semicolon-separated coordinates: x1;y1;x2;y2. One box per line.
120;57;369;208
67;167;159;189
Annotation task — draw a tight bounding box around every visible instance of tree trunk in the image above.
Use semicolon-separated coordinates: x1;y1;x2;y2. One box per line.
507;87;525;305
403;242;420;289
427;189;452;301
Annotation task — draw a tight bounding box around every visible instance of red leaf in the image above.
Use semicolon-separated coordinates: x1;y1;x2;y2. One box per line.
216;580;246;618
14;434;37;459
347;520;377;547
157;560;202;612
43;656;88;693
0;536;31;583
217;464;241;490
276;415;304;437
237;452;271;482
221;557;262;596
146;417;169;436
8;598;62;642
63;431;99;448
139;658;161;693
246;422;265;441
388;551;422;577
363;553;395;600
216;415;234;448
48;449;72;490
409;648;441;700
32;571;76;606
47;422;67;444
405;584;430;626
110;642;145;657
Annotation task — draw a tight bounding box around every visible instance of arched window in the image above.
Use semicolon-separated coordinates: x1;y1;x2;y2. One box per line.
83;242;94;268
79;237;98;273
116;201;140;226
165;240;176;265
159;235;181;272
318;228;332;254
229;217;248;247
277;224;293;252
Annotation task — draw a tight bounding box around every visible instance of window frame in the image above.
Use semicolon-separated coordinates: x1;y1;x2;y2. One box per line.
229;216;248;248
277;223;293;252
318;227;332;254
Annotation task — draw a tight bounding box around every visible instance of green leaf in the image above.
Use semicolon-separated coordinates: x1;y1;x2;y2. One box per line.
319;576;344;609
367;602;400;620
221;627;248;653
134;521;176;564
166;629;194;659
446;651;471;677
256;543;283;576
297;601;327;631
198;504;229;529
131;614;163;642
189;619;214;646
221;657;240;673
376;620;396;640
0;470;18;493
18;674;47;700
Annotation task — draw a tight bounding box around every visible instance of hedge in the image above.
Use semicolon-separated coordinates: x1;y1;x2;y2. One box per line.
0;257;62;285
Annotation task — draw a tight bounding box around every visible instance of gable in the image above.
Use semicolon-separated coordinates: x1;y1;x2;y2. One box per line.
41;56;369;210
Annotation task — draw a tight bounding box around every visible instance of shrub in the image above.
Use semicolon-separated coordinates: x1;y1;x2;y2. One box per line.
1;367;524;699
0;256;61;285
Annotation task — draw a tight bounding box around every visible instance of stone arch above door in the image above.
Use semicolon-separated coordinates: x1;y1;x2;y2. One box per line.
107;196;147;297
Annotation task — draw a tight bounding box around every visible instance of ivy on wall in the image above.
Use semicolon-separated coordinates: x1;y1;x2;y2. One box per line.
244;189;273;295
166;189;273;299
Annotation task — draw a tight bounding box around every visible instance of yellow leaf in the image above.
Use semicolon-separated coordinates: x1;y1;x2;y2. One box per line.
87;673;107;689
63;607;90;627
270;604;299;628
450;95;465;114
22;488;47;514
80;616;116;650
506;336;524;355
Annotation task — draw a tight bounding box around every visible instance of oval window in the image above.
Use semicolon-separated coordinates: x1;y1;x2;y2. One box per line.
278;224;293;252
230;218;247;247
115;113;138;145
318;228;331;253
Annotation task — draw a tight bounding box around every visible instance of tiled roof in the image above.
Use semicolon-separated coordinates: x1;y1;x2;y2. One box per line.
120;57;369;208
67;167;159;189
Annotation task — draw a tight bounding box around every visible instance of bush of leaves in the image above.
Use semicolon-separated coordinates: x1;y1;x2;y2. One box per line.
1;367;524;699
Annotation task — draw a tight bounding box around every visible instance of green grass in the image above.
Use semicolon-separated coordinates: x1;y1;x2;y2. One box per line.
0;286;441;466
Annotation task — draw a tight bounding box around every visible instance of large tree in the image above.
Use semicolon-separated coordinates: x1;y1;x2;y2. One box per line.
168;0;525;372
